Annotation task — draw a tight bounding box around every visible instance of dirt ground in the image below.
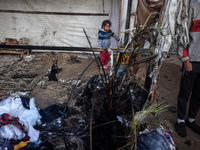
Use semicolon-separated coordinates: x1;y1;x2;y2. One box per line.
1;52;200;149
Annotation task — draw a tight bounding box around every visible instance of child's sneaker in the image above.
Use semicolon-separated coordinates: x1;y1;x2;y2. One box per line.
105;64;111;68
100;65;108;69
103;65;108;69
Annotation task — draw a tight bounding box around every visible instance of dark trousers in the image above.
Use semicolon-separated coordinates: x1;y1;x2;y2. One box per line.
178;62;200;119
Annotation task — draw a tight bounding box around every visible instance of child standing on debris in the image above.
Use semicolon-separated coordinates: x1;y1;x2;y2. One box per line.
98;20;120;69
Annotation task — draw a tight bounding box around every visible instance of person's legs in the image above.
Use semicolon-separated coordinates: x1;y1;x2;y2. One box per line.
176;69;197;137
188;74;200;119
104;52;110;66
185;73;200;135
177;71;197;120
100;52;108;69
100;52;106;66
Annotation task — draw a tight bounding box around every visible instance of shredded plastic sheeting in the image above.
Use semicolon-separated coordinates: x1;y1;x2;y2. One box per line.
147;0;189;103
176;0;190;48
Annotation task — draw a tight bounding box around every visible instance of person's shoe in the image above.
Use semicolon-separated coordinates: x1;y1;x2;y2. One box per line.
103;65;108;69
185;119;200;135
175;122;186;137
105;64;111;68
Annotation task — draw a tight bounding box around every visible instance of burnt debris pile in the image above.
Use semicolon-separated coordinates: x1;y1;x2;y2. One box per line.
71;23;163;149
77;68;144;149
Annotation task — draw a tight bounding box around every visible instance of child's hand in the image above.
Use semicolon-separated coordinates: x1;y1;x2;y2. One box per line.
184;60;192;72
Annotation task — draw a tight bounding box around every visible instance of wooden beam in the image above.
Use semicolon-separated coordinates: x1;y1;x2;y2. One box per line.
0;45;124;52
0;10;109;16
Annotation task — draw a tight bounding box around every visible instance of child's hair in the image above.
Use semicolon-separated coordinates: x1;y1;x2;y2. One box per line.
101;20;112;29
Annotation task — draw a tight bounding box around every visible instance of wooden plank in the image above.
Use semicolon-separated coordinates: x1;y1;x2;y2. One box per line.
0;49;29;59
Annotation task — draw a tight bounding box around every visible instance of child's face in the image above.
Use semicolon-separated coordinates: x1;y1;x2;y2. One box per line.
103;23;110;32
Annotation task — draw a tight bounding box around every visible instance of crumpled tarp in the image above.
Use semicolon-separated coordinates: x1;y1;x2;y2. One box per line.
137;128;176;150
0;95;41;142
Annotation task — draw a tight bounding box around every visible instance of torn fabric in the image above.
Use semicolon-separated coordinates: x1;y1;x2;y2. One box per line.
0;95;41;142
137;0;163;25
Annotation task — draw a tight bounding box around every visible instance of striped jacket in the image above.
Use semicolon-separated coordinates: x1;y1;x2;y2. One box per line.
178;3;200;62
98;29;119;49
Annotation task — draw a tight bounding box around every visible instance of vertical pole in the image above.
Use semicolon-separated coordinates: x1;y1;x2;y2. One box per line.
124;0;133;45
117;0;122;47
118;0;122;38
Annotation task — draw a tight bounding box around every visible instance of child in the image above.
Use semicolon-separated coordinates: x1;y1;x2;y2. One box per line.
98;20;120;69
